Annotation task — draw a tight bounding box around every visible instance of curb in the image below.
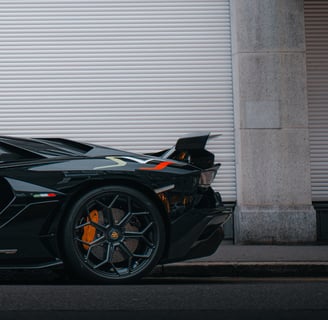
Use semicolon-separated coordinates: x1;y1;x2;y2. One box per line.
151;262;328;277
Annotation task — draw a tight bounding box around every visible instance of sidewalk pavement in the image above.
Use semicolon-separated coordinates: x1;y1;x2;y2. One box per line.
153;241;328;277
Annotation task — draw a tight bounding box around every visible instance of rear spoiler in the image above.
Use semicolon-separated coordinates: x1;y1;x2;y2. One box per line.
175;132;222;151
175;132;210;151
159;132;221;169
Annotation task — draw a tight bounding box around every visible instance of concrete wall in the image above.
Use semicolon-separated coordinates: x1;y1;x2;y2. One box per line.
231;0;316;243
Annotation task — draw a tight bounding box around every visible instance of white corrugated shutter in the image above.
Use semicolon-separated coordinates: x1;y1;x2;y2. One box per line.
305;0;328;201
0;0;235;201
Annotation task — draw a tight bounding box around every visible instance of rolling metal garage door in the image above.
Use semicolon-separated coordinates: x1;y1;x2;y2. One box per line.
0;0;235;201
305;0;328;201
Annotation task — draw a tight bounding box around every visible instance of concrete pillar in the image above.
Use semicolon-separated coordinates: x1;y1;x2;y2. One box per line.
231;0;316;243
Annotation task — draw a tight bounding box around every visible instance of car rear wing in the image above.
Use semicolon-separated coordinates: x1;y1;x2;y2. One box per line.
159;132;221;169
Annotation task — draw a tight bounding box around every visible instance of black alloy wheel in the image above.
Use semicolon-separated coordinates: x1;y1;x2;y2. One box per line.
62;186;165;283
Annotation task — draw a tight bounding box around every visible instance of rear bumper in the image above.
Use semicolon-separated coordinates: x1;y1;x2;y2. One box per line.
161;192;233;263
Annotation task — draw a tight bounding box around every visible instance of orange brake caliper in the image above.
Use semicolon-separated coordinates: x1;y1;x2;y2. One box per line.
82;209;99;250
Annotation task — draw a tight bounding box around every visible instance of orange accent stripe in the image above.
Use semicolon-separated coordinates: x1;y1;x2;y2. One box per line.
140;161;173;171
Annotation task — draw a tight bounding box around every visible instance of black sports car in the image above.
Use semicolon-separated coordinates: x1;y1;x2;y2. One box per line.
0;132;231;283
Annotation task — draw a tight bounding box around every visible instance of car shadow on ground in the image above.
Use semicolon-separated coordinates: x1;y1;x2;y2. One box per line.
0;268;244;285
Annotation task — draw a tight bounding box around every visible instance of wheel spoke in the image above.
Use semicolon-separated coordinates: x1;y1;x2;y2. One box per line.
124;231;143;238
142;221;154;234
75;236;106;261
124;211;150;226
117;211;133;227
105;194;120;225
95;200;114;226
133;252;152;259
124;221;155;248
124;221;154;237
75;220;107;234
141;236;155;248
117;196;149;226
119;242;134;271
108;194;120;208
107;243;116;264
75;235;105;247
132;211;150;216
119;242;133;258
75;221;90;230
110;263;121;276
124;231;154;248
88;220;107;233
93;243;114;270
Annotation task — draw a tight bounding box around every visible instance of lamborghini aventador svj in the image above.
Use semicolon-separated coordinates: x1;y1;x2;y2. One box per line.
0;132;231;283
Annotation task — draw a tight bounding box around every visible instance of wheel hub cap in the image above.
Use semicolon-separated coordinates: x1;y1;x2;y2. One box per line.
108;228;122;241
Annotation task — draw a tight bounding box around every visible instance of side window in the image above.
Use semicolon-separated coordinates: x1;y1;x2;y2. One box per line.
0;178;14;212
0;146;25;163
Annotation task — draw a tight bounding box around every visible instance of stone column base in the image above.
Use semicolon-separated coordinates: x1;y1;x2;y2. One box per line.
234;205;317;244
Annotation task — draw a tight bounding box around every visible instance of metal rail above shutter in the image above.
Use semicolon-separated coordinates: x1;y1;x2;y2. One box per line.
0;0;235;201
305;0;328;201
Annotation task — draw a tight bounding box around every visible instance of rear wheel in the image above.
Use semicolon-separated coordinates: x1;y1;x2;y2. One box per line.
62;185;165;283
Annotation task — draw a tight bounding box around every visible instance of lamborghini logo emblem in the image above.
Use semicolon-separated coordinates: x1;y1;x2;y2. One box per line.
110;231;120;240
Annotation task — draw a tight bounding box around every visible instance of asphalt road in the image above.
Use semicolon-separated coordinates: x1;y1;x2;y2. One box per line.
0;272;327;320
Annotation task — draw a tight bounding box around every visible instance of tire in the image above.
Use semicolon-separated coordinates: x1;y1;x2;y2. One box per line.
62;185;165;283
